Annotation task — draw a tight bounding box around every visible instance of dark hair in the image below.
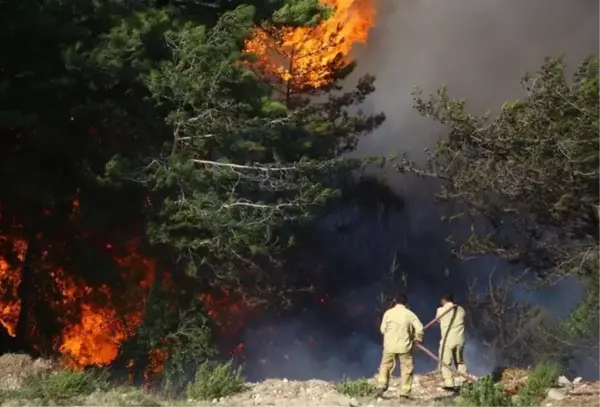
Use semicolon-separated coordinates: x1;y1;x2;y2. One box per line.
441;293;454;302
396;292;408;305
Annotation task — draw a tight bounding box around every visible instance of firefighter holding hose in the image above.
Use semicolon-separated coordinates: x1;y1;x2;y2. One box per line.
375;293;424;399
436;293;469;390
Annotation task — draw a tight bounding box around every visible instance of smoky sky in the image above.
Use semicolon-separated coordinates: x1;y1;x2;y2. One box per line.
238;0;599;382
352;0;599;162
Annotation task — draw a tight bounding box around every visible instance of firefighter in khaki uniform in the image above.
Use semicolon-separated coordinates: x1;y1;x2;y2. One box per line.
436;293;468;390
376;293;424;398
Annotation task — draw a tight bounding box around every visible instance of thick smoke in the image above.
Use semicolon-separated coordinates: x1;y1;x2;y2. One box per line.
239;0;599;382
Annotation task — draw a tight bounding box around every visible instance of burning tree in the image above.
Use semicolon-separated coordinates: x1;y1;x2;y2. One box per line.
243;0;376;106
0;0;385;387
129;4;384;304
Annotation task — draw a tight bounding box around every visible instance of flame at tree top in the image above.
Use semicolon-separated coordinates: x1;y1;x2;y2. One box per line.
243;0;376;94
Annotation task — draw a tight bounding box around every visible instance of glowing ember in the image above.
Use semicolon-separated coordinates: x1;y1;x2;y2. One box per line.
200;289;259;337
144;347;169;383
244;0;376;92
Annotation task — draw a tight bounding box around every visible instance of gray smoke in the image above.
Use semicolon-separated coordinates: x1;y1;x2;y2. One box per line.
352;0;599;162
240;0;599;381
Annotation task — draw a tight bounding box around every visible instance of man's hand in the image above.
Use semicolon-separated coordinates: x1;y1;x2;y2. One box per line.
414;340;422;346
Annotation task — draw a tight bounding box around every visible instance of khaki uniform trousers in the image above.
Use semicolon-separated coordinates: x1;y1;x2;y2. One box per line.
377;350;414;396
439;343;468;387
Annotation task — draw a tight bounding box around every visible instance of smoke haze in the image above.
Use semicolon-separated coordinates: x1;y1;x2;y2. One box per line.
354;0;599;162
240;0;599;382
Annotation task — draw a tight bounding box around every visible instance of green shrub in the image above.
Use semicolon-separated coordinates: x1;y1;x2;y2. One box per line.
5;369;109;403
515;362;560;406
457;375;512;407
185;361;246;400
335;378;378;398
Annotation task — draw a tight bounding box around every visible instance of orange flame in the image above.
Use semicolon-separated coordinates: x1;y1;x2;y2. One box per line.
0;198;258;375
0;238;26;336
244;0;376;91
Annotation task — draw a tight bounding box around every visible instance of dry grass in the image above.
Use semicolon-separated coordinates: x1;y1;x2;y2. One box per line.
0;354;56;391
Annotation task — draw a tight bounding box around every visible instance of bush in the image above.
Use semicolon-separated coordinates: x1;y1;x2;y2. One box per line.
335;378;378;398
185;361;246;400
515;362;560;406
457;375;512;407
4;369;109;403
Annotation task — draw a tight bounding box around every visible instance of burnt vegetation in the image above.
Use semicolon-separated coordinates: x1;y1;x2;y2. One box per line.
0;0;598;403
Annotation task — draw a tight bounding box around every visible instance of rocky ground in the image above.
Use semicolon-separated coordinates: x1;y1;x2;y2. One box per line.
0;354;598;406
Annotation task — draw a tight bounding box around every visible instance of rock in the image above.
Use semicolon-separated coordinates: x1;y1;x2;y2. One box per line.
349;397;359;406
283;378;288;383
546;388;567;401
376;397;383;402
573;377;583;384
557;376;571;387
212;398;218;403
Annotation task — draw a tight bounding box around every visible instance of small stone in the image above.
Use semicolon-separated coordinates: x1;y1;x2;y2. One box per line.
573;377;582;384
376;397;383;402
557;376;571;387
349;397;359;407
212;398;218;403
546;388;566;400
283;378;288;383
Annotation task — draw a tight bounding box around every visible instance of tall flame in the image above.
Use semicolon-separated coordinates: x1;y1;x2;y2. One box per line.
244;0;376;91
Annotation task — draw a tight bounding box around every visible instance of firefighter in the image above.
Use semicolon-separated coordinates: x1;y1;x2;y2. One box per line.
376;293;424;399
436;293;468;390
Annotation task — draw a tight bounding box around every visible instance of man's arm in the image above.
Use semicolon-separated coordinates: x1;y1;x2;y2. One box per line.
435;307;442;324
410;311;424;343
380;311;389;334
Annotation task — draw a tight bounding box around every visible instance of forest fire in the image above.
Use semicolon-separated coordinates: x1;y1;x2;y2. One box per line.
0;237;156;368
0;236;259;373
244;0;376;92
0;0;379;377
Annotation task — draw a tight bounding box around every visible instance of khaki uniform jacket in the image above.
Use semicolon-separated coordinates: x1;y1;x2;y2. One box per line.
380;304;424;354
436;302;465;348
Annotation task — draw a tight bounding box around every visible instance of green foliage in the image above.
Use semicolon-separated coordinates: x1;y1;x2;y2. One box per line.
515;362;560;406
335;378;378;397
403;55;600;364
161;307;218;395
2;370;109;404
457;376;512;407
136;4;384;302
272;0;333;26
185;361;246;400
